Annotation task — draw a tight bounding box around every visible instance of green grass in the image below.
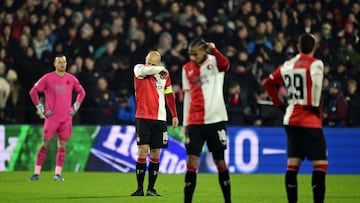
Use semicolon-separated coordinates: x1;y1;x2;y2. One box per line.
0;172;359;203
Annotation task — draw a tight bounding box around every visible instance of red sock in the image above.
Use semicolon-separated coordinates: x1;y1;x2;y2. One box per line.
36;147;47;166
56;147;66;167
218;166;227;173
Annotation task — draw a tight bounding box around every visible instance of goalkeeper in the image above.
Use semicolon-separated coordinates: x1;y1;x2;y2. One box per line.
29;55;85;181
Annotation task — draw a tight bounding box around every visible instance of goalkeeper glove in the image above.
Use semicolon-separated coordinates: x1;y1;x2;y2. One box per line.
36;104;52;117
36;104;44;114
70;102;81;116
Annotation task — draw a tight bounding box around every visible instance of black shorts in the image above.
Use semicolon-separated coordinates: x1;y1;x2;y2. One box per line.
136;118;168;149
185;122;227;156
285;125;327;161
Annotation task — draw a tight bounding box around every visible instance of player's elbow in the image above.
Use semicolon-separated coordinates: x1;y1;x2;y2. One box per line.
29;87;36;96
81;89;86;97
133;64;145;79
133;71;141;79
262;78;271;89
218;61;230;72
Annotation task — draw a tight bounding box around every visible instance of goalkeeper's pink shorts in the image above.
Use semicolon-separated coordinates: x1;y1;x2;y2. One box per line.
42;118;72;141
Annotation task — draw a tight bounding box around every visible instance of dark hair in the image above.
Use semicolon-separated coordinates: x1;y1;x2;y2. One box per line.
298;33;316;54
188;37;207;50
329;80;341;90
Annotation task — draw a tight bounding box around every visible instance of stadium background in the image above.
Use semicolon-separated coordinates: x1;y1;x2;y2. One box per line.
0;2;359;202
0;0;359;174
0;0;359;127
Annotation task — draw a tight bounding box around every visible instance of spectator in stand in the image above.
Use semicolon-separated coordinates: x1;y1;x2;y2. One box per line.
225;80;245;126
3;69;25;123
95;37;120;76
345;79;360;127
330;63;349;93
318;23;336;65
116;88;135;125
77;56;100;124
0;23;19;58
323;81;348;127
336;42;360;76
32;28;53;60
91;77;117;125
0;62;10;123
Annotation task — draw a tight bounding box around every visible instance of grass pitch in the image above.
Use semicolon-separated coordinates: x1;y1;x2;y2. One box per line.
0;172;359;203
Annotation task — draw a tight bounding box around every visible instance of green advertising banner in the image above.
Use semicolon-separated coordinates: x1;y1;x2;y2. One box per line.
1;125;98;172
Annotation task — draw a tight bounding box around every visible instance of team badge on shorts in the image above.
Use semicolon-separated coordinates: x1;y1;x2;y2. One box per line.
136;134;140;143
217;129;227;146
163;132;168;144
185;136;190;144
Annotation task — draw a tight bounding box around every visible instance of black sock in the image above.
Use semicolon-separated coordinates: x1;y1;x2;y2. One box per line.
312;170;326;203
184;171;196;203
148;161;159;190
135;162;146;190
285;170;298;203
219;170;231;203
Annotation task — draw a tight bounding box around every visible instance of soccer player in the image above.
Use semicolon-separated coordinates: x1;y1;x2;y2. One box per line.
182;38;231;203
263;33;328;203
131;51;179;196
29;55;86;181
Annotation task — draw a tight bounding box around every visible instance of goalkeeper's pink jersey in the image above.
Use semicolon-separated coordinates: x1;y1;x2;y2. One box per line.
29;72;85;121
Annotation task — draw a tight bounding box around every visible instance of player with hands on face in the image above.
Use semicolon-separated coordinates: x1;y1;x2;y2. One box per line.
131;50;179;196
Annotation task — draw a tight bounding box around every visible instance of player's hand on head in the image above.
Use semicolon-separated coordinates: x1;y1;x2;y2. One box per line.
172;117;179;129
206;42;216;50
159;69;169;80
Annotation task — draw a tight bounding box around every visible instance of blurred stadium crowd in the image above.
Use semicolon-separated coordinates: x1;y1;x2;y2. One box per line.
0;0;359;127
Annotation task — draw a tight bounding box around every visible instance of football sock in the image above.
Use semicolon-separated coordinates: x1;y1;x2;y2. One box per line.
148;157;159;190
285;170;298;203
312;165;327;203
55;147;66;174
184;166;197;203
218;168;231;203
34;147;47;174
136;158;147;189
